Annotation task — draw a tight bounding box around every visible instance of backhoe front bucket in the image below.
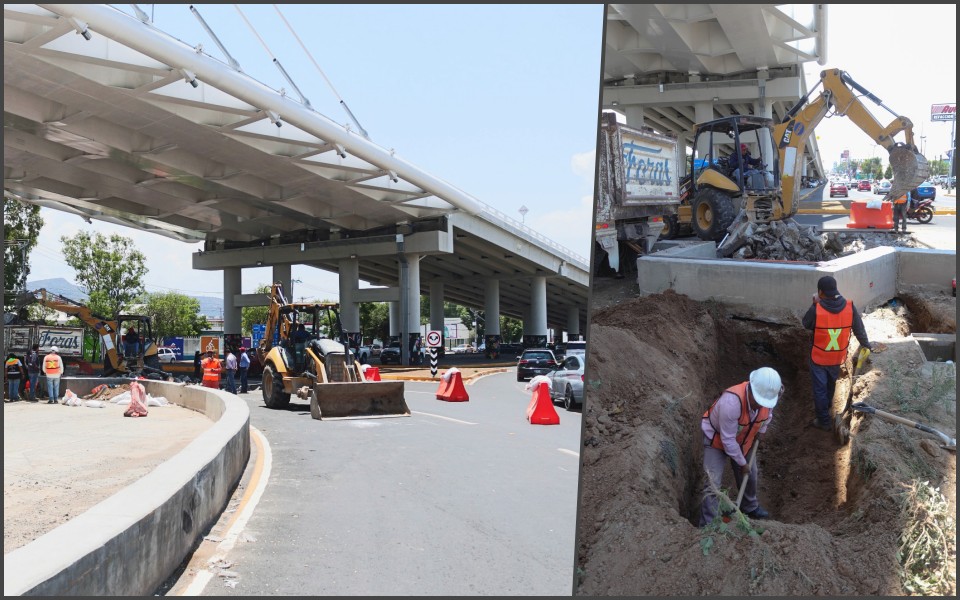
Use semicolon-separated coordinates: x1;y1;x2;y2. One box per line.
309;380;409;420
886;147;930;200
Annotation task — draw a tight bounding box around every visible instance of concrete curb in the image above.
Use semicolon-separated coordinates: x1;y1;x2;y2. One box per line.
3;379;250;596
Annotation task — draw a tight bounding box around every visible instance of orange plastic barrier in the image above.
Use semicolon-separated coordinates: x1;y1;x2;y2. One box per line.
435;373;452;399
363;366;381;381
846;201;893;229
526;381;559;425
438;370;469;402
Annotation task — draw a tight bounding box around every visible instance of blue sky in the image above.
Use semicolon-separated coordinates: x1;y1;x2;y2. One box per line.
801;4;956;171
29;4;604;301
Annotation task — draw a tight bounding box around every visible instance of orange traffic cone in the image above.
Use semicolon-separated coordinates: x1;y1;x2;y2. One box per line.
526;380;559;425
440;370;469;402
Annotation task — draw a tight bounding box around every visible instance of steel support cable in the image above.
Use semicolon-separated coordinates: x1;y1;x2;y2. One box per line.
272;4;370;139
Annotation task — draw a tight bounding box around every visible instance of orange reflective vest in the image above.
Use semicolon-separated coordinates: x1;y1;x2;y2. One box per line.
893;194;907;205
811;303;853;366
202;357;222;387
702;381;770;457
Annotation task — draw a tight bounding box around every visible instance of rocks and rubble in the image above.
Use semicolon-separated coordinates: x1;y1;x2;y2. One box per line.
729;219;925;261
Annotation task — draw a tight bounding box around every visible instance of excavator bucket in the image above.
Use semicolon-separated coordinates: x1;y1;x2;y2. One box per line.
886;147;930;200
309;380;409;420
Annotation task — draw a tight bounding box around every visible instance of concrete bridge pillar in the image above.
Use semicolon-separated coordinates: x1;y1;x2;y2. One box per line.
338;257;361;350
624;105;645;128
272;264;291;300
755;98;774;168
484;279;501;357
430;282;445;348
223;267;242;337
694;102;714;164
524;276;548;348
567;306;581;340
400;253;422;365
389;302;400;337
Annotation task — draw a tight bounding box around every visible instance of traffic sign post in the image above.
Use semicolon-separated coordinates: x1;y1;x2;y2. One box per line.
429;348;438;377
426;330;442;347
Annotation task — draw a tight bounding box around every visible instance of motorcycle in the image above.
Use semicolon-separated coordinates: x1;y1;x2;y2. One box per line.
906;198;935;224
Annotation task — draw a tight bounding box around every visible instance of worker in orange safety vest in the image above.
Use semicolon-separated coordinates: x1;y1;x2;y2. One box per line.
699;367;782;526
201;350;222;389
892;191;909;233
802;276;873;431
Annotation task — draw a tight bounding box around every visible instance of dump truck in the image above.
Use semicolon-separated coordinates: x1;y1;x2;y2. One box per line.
594;111;681;275
677;68;928;256
256;283;409;420
13;288;165;378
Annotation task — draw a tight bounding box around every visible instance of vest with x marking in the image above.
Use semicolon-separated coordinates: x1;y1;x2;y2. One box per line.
811;302;853;365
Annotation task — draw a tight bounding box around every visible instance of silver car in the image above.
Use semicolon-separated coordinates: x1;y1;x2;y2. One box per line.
548;353;585;411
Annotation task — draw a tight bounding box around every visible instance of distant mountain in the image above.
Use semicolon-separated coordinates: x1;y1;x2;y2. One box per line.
26;278;223;318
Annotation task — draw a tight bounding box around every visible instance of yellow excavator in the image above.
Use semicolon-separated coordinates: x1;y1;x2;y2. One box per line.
678;68;929;256
256;283;409;420
14;288;164;377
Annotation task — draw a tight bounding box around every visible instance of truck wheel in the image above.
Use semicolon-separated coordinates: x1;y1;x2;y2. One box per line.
261;364;290;409
660;214;679;240
691;187;737;242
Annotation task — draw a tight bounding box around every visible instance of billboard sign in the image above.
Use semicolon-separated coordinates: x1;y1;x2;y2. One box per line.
5;326;34;353
931;103;956;122
36;326;84;357
162;337;185;359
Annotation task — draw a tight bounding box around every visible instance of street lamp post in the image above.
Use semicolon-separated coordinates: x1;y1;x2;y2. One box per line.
518;205;528;224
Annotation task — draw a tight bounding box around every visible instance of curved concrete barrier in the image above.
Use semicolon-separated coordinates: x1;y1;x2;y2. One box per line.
3;379;250;596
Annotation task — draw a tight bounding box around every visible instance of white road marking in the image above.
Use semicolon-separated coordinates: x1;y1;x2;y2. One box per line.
181;426;273;596
412;411;478;425
557;448;580;458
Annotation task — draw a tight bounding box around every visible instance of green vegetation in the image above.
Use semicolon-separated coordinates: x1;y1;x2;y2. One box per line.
897;480;955;595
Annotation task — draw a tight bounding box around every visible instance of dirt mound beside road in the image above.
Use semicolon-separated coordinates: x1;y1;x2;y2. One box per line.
576;289;956;596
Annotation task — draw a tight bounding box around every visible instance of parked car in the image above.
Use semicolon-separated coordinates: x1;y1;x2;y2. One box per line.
873;179;892;194
379;343;401;365
913;181;936;201
451;344;474;354
156;347;177;364
829;182;848;198
516;348;558;382
857;180;871;191
547;353;585;411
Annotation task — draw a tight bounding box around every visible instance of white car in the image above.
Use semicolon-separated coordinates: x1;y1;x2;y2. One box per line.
872;179;892;194
156;347;177;363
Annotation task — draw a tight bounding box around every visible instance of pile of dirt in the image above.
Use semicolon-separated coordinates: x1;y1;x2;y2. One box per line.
729;220;928;261
576;289;956;596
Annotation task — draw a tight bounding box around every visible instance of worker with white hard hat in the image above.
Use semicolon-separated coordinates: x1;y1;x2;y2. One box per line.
699;367;782;526
42;346;65;404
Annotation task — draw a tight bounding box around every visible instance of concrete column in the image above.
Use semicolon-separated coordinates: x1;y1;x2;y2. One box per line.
523;276;548;348
624;105;645;128
430;282;444;333
755;98;774;167
338;257;361;350
694;102;714;160
484;280;501;336
389;302;400;337
401;253;422;365
223;268;242;336
567;306;580;339
338;258;360;332
272;264;291;300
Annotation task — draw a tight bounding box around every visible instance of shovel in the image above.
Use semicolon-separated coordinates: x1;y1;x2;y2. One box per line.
851;402;956;451
834;347;871;445
722;441;759;522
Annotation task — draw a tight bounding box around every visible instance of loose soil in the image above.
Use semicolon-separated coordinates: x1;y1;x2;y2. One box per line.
576;284;956;596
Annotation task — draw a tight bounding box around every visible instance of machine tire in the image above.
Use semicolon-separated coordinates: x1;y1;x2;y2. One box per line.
660;214;679;240
261;364;290;409
143;353;161;372
691;187;737;242
914;206;933;224
563;386;577;411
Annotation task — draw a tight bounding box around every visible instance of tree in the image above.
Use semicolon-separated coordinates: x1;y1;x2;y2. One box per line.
500;316;523;342
60;231;146;318
359;302;390;344
143;291;209;341
3;196;44;310
884;164;893;180
241;284;273;336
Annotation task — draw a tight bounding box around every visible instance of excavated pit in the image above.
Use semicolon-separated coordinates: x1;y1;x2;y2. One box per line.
577;287;956;596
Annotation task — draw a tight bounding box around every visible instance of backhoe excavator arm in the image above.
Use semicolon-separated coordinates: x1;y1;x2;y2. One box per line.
775;68;929;215
14;289;126;373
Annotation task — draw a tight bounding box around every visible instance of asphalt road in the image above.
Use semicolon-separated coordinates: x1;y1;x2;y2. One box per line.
177;368;582;596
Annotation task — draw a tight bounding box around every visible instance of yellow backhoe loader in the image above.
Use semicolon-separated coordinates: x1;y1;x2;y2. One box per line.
14;288;164;377
677;68;929;256
256;283;409;420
